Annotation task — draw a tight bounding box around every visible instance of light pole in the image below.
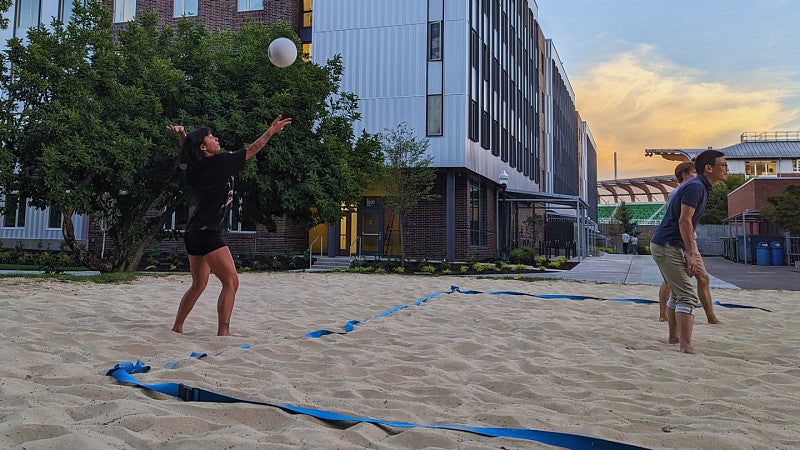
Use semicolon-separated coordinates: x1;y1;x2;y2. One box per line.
498;170;509;261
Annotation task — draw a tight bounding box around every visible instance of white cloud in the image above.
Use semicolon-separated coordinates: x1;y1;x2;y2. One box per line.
572;45;800;180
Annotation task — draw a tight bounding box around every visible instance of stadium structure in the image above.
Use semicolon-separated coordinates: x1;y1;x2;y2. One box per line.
597;131;800;264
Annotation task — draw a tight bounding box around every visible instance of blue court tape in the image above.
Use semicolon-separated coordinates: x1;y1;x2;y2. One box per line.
106;359;649;450
307;285;768;338
164;344;252;369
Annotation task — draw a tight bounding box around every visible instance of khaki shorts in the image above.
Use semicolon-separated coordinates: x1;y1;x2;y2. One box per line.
650;242;699;315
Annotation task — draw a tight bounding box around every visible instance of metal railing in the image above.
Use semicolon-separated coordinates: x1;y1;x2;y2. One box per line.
349;236;361;261
308;235;322;269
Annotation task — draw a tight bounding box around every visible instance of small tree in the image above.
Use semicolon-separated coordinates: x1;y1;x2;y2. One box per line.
612;201;637;234
761;185;800;235
379;123;437;266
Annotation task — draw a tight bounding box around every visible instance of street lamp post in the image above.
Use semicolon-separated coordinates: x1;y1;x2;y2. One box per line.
498;170;509;262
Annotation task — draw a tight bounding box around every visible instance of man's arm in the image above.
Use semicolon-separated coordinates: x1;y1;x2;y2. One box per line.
678;203;699;275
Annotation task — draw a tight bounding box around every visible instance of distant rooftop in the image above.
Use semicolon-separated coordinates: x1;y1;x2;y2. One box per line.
739;131;800;143
645;131;800;161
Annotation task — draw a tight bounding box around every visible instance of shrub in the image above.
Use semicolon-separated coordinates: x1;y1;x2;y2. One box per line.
509;246;536;264
420;265;436;273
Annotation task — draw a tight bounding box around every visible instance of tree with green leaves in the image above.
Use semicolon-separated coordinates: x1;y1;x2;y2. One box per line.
378;123;437;266
611;201;636;234
701;173;746;224
761;185;800;235
0;4;380;271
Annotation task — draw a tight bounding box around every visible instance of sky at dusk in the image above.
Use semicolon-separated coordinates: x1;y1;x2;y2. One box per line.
537;0;800;180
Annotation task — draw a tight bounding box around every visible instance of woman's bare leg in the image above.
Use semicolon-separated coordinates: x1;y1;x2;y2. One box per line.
203;246;239;336
172;255;210;333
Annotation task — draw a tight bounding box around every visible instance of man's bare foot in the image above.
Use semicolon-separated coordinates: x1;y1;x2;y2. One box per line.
668;336;679;344
679;344;696;354
217;323;231;336
707;316;721;324
172;326;183;334
659;315;667;322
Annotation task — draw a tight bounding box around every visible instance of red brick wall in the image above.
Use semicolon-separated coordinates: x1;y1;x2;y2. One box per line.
401;171;499;262
728;177;800;217
104;0;302;34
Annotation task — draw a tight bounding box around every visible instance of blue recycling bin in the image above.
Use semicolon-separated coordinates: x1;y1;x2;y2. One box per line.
771;242;785;266
756;243;771;266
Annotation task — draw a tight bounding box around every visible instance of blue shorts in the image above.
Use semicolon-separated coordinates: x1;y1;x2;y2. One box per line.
184;230;227;256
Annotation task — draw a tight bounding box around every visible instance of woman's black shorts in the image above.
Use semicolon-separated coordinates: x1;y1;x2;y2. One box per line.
184;230;227;256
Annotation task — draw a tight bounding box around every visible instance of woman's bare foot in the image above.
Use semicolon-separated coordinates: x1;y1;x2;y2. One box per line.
668;336;679;344
707;316;721;324
659;315;667;322
172;325;183;333
680;344;696;354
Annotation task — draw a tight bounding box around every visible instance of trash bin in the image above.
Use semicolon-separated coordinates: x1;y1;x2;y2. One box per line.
756;243;771;266
771;241;785;266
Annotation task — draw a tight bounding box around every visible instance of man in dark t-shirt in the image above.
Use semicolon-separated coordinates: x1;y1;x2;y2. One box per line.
650;149;728;354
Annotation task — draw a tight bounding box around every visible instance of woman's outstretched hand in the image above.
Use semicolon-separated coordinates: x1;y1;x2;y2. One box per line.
268;115;292;136
166;125;186;137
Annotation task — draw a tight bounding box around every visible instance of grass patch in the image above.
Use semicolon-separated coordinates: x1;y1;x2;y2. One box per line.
0;271;152;283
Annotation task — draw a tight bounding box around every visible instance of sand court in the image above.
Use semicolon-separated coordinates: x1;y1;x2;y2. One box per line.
1;272;798;449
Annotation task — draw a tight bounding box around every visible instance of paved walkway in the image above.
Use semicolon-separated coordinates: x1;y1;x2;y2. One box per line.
524;254;800;291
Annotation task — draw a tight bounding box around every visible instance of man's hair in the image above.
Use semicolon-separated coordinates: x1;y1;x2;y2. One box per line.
674;161;695;182
694;149;725;174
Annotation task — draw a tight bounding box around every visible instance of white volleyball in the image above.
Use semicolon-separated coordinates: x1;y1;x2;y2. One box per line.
268;37;298;68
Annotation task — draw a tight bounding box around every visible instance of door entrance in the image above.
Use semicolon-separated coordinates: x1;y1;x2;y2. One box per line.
360;207;384;256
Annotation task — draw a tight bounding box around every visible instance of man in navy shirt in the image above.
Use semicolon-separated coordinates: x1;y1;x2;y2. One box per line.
650;149;728;354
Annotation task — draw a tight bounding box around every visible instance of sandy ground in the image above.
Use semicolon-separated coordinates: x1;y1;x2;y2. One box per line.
0;272;797;449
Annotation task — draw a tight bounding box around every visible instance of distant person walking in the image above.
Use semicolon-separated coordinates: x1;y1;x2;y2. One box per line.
630;235;639;255
650;150;727;353
621;231;631;254
657;161;720;325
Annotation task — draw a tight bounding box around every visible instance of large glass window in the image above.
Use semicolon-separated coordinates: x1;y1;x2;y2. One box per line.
792;159;800;172
2;194;27;228
15;0;39;29
164;205;190;231
229;198;257;232
744;160;777;177
428;21;442;61
47;207;62;229
237;0;263;12
302;0;313;27
469;180;486;246
114;0;136;23
174;0;198;17
426;94;443;137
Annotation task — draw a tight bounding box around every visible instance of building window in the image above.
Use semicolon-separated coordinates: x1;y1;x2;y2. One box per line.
469;180;486;246
302;0;312;27
744;160;777;177
426;94;443;137
164;205;190;231
15;0;39;29
174;0;198;17
114;0;136;23
302;42;312;61
237;0;263;12
428;21;442;61
229;198;257;232
2;193;27;228
47;207;62;229
793;159;800;172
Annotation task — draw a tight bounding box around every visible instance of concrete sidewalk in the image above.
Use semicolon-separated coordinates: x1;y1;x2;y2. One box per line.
524;253;800;290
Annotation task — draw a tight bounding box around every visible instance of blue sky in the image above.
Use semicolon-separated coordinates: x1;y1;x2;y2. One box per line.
537;0;800;180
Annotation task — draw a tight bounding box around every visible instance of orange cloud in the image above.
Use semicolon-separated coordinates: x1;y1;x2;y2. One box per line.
573;45;800;180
